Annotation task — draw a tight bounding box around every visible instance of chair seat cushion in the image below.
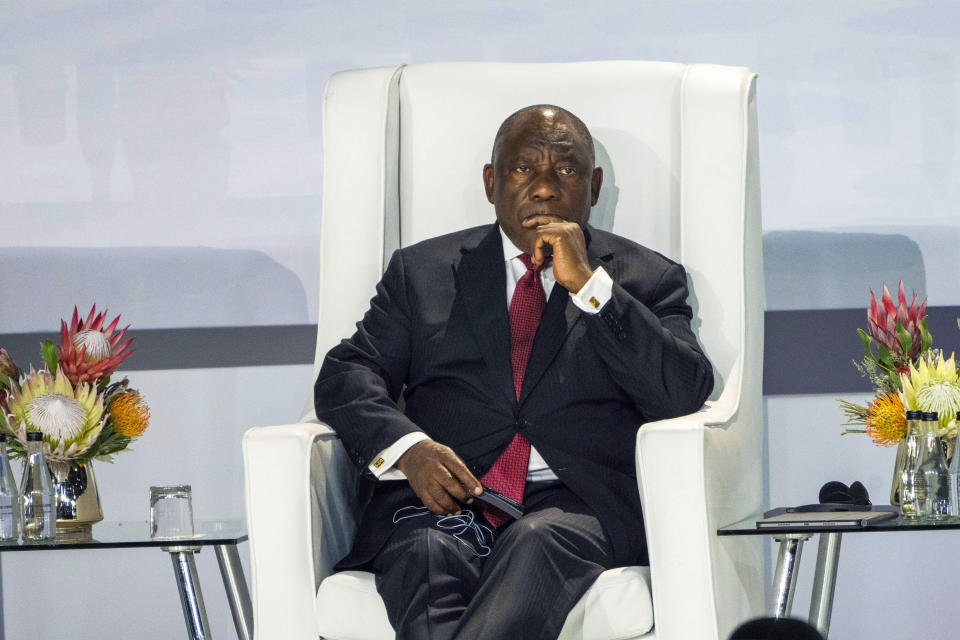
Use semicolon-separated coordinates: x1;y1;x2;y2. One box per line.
315;566;653;640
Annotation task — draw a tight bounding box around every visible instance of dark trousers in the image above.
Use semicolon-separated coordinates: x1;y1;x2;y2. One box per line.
371;481;617;640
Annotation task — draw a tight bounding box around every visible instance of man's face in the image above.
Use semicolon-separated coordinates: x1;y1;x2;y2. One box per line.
483;109;602;255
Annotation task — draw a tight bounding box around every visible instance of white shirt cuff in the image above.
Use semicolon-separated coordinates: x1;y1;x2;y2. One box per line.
368;432;431;480
570;266;613;314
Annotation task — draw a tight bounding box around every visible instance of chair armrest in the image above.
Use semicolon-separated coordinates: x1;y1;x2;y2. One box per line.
243;422;360;640
636;395;763;640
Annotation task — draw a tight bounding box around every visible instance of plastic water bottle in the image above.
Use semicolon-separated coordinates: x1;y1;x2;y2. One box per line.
20;432;56;542
0;434;21;542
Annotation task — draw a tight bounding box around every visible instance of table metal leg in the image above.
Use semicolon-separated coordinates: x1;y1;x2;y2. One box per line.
809;532;842;638
169;549;212;640
771;533;811;617
215;544;253;640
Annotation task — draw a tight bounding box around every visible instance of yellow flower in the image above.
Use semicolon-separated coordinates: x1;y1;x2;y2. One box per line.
108;392;150;437
900;351;960;437
865;392;906;447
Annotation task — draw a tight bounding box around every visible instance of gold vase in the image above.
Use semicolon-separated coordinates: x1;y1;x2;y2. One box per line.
50;460;103;542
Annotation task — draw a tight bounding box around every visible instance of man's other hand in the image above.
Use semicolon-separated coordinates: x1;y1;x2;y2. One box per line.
395;440;483;516
523;216;593;293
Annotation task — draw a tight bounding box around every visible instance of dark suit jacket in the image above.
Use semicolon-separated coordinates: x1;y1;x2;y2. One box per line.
314;223;713;568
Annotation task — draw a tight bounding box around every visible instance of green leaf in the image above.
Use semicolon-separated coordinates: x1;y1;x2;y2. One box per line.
877;344;895;368
0;373;10;391
97;375;111;393
895;321;912;358
920;316;933;354
888;369;903;392
857;328;875;360
41;340;58;374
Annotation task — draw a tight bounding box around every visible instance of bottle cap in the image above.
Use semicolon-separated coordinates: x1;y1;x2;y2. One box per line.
922;411;939;421
26;431;43;442
905;410;923;420
0;434;6;443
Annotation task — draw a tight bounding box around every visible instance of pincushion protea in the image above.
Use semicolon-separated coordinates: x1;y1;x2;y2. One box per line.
4;366;105;461
868;281;928;366
864;392;906;447
108;391;150;437
57;305;134;386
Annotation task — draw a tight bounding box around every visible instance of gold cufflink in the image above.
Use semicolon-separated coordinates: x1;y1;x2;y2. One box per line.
373;457;385;469
589;296;600;309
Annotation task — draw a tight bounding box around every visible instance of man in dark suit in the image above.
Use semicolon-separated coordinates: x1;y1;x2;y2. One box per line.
315;105;714;640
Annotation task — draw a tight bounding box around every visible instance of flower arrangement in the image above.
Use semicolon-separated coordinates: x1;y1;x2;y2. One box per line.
840;282;960;446
0;305;150;462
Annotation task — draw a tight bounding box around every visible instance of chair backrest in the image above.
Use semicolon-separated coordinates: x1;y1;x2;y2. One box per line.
314;61;761;414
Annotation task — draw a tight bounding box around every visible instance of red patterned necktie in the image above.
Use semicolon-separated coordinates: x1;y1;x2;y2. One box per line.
480;254;548;527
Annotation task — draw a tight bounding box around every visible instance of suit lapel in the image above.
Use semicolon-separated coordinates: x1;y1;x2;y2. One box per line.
454;225;516;408
518;226;617;405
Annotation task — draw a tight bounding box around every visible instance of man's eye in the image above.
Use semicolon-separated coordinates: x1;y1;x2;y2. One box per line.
558;167;576;175
514;166;530;173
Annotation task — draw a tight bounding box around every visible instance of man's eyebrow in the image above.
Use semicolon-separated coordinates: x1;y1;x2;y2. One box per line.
552;150;590;164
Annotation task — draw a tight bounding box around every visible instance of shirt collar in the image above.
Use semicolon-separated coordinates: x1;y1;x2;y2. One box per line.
498;226;526;262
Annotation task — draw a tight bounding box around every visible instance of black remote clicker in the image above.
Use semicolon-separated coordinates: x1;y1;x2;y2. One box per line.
475;486;524;519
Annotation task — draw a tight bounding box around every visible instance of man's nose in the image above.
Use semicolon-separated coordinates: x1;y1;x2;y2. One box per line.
529;171;560;200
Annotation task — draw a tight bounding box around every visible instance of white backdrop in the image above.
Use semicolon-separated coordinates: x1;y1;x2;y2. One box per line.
2;1;960;639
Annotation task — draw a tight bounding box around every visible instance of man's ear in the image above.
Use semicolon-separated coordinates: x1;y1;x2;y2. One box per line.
590;166;603;206
483;164;495;204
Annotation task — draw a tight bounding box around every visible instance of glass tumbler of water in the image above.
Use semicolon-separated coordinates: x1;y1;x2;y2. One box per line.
149;485;194;539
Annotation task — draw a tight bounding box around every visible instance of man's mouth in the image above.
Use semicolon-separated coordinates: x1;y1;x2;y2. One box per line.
522;213;565;226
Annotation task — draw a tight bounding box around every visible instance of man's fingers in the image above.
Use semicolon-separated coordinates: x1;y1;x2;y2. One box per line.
441;452;483;497
532;236;552;266
521;214;564;228
420;492;447;516
404;443;482;514
438;470;472;504
426;482;460;515
411;471;459;515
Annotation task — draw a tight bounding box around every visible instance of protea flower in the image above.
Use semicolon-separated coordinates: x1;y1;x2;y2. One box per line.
0;348;21;382
900;351;960;437
0;348;20;415
108;391;151;437
4;366;105;461
868;281;928;365
864;392;906;447
57;305;134;386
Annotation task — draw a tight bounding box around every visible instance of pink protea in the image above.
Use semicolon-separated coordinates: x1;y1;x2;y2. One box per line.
0;348;21;415
57;305;134;386
867;281;927;361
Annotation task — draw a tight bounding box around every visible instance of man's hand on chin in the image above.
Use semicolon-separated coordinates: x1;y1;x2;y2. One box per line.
522;216;593;294
395;440;483;516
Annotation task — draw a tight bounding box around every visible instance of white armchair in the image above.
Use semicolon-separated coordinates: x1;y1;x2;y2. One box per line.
243;61;764;640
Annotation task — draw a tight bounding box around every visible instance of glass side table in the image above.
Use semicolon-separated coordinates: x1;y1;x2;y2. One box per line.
718;508;960;639
0;519;252;640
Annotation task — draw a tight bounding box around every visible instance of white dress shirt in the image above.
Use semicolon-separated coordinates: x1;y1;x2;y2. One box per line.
369;227;614;481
